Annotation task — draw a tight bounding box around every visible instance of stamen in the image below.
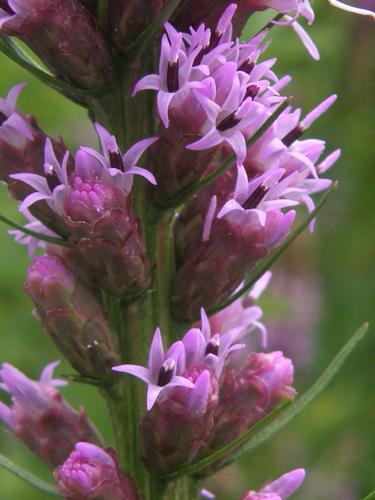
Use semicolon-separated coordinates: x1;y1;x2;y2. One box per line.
44;164;61;191
167;61;179;92
243;183;269;209
205;335;220;356
217;111;240;132
0;111;7;125
239;60;255;75
157;358;175;386
282;123;304;147
0;1;14;14
245;85;260;100
109;149;124;171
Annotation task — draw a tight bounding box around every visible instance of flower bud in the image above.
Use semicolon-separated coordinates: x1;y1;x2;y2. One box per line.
25;255;120;379
241;468;306;500
54;442;139;499
202;351;295;464
0;0;112;90
0;362;102;468
109;0;166;50
141;367;219;474
172;210;293;320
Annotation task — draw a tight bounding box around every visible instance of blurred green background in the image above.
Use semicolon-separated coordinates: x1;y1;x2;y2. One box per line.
0;4;374;499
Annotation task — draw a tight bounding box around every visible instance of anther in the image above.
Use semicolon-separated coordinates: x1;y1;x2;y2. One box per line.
245;85;260;100
239;60;255;75
0;1;14;14
109;149;124;171
217;111;240;132
167;61;179;92
44;164;61;191
157;358;175;386
243;183;269;209
0;111;7;125
282;123;304;147
205;335;220;356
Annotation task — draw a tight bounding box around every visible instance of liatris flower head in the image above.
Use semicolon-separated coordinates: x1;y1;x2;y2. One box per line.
117;309;266;473
172;165;297;318
113;328;195;410
241;468;306;499
54;442;139;499
14;125;157;296
197;350;296;472
140;367;219;473
0;0;112;91
25;254;120;379
0;362;102;468
0;84;70;235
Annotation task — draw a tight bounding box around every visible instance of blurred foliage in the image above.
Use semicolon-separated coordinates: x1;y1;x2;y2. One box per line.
0;4;374;499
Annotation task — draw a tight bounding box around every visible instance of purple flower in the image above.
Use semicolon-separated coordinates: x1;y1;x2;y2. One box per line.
133;21;209;127
14;124;157;296
54;442;139;499
241;468;306;499
112;328;195;410
208;271;272;347
0;82;33;148
0;362;102;468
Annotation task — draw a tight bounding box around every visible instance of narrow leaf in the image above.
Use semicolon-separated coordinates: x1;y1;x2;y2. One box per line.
0;213;73;248
0;34;104;105
208;182;337;315
0;453;59;496
217;322;369;469
363;490;375;500
160;401;291;480
163;97;291;208
161;323;368;479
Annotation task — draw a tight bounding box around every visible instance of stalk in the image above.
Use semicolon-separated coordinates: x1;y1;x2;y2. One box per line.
89;49;195;498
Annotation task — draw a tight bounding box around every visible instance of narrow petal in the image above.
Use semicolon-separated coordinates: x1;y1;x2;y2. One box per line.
157;91;174;128
187;128;223;152
291;21;320;60
202;195;217;241
148;328;164;380
147;385;164;410
112;364;152;384
123;137;158;170
188;370;211;415
132;74;161;96
19;192;50;212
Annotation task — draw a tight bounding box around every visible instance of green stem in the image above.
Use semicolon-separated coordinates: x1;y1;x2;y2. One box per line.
89;44;191;498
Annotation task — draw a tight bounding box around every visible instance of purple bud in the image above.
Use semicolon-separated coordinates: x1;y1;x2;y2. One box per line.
0;362;102;468
140;366;219;473
109;0;167;50
54;442;139;499
25;255;120;378
197;351;295;472
241;468;306;499
0;0;112;90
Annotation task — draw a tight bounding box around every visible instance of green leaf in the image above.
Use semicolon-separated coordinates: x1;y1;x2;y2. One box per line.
0;453;59;496
162;97;292;208
363;490;375;500
161;322;368;480
208;181;337;315
0;34;105;105
0;213;73;249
